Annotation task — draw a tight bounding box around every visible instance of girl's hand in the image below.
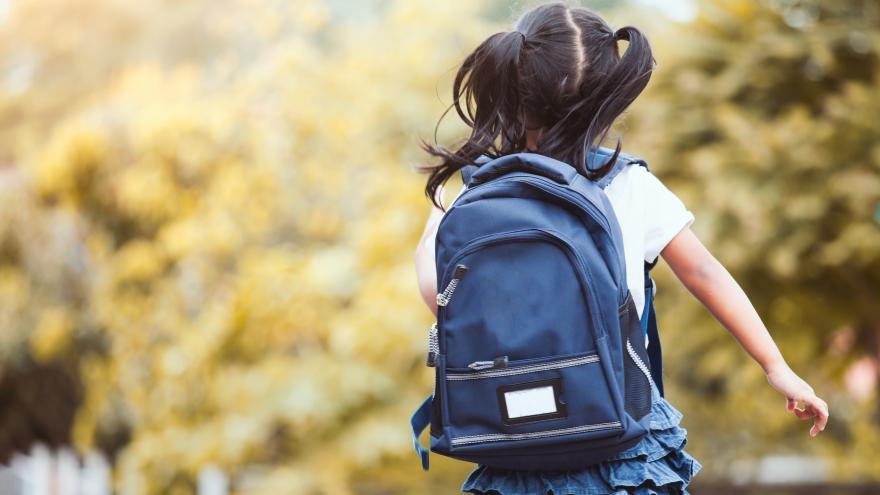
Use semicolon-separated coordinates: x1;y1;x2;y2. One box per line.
764;361;829;437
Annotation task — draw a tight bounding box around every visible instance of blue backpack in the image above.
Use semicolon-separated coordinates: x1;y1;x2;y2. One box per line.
410;147;665;471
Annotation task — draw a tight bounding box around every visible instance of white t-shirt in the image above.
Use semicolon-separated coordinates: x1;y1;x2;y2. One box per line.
426;164;694;346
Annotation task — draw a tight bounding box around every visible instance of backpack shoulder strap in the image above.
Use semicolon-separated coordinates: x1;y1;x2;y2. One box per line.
460;154;492;187
460;164;479;187
594;149;650;190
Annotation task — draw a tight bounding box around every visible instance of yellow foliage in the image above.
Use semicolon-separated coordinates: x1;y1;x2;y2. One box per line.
3;0;877;491
32;126;109;207
112;240;167;283
30;306;75;362
0;0;495;490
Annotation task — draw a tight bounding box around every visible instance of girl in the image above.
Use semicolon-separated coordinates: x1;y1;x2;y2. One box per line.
413;2;829;494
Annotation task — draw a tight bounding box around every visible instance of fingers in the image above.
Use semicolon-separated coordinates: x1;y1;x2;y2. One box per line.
789;395;829;437
787;396;830;436
807;396;829;437
794;406;814;420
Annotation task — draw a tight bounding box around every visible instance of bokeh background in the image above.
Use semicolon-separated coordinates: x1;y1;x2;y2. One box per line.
0;0;878;493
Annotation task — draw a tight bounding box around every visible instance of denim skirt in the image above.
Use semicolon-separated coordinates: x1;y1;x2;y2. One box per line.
460;379;702;495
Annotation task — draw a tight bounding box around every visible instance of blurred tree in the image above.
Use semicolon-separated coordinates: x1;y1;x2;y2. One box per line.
629;0;880;479
0;0;491;492
1;0;878;492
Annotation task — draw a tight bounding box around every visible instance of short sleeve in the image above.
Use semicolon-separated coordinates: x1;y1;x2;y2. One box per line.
641;170;695;263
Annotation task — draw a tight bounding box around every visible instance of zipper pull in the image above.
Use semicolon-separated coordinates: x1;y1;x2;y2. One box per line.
468;355;508;371
437;264;468;307
426;322;439;367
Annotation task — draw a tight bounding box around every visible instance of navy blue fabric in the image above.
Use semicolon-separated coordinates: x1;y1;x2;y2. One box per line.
412;148;662;472
642;264;665;398
470;153;580;185
459;378;703;494
411;395;432;470
464;148;647;190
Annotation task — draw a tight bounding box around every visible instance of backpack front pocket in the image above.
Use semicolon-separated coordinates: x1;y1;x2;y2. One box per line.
437;228;604;369
443;351;623;452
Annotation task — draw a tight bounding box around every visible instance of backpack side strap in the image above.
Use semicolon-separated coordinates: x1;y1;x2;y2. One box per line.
410;394;433;471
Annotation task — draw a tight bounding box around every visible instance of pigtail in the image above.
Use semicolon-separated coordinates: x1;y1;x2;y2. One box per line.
582;25;655;177
418;2;657;205
417;30;530;210
541;8;656;179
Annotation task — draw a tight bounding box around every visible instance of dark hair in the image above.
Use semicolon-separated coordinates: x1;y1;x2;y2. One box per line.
416;1;656;210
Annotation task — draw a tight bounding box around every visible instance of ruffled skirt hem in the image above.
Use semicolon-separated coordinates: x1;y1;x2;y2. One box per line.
460;382;702;495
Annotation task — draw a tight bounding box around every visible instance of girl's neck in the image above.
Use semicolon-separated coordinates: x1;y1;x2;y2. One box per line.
523;127;543;152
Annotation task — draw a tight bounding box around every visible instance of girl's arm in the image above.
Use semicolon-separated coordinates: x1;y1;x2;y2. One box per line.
661;226;829;437
414;189;445;318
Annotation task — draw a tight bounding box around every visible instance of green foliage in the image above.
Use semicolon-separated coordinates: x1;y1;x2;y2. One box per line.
629;0;880;478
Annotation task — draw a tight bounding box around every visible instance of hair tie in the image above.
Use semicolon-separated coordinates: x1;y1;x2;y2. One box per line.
517;31;527;43
613;28;627;42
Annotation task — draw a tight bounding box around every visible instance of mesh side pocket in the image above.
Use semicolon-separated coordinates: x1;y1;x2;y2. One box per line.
624;338;652;420
619;292;653;421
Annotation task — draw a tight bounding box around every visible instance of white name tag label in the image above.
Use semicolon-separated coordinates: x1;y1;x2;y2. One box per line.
503;385;558;419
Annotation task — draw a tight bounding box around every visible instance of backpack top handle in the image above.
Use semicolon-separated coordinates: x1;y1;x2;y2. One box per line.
466;148;643;188
469;152;578;186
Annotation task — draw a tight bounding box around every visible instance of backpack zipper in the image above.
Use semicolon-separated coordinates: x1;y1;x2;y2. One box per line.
426;322;439;367
467;355;508;371
450;353;599;380
450;420;622;447
510;176;627;304
626;337;655;386
434;174;628;306
436;264;468;307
